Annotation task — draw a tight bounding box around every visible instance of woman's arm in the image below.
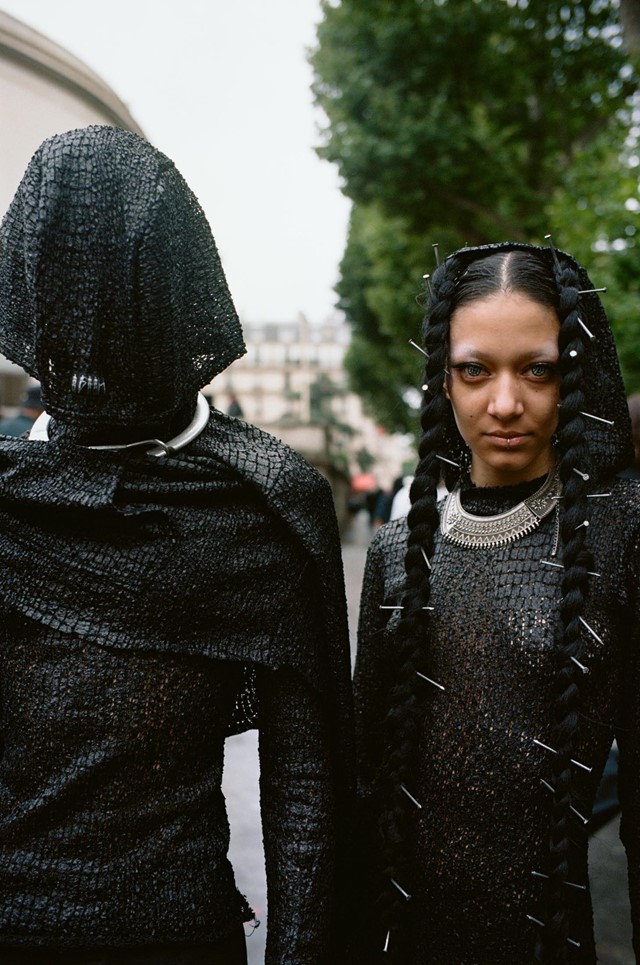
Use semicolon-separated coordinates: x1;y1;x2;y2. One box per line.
258;667;336;965
353;530;398;795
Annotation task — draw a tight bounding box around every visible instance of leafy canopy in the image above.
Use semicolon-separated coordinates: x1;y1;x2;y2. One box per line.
311;0;640;432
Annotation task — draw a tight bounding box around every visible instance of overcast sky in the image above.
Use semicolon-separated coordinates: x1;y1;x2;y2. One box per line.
0;0;351;324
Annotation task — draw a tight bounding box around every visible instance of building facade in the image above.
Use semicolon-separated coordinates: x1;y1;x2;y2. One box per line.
0;10;143;410
210;314;414;493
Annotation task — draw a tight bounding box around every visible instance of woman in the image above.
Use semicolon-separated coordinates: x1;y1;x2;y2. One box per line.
355;242;639;963
0;126;354;964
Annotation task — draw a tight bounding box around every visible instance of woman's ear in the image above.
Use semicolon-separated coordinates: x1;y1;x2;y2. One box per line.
443;377;450;400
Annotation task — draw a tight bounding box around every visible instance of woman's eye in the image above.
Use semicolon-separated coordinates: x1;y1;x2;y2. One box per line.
529;362;554;378
458;363;484;378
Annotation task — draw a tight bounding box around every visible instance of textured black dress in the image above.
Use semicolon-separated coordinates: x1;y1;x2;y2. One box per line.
355;474;640;963
0;127;355;963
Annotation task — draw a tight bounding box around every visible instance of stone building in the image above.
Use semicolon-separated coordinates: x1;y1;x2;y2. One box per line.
211;313;414;497
0;10;143;410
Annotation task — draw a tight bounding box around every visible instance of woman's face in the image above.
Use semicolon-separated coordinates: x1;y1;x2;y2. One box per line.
446;291;561;487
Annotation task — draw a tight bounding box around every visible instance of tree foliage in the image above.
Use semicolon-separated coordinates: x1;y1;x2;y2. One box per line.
311;0;640;431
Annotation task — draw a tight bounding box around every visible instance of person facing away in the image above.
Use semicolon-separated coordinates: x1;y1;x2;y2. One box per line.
0;126;355;964
354;242;640;964
0;384;43;437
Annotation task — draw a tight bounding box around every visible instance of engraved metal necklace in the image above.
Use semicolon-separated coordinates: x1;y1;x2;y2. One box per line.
440;466;562;549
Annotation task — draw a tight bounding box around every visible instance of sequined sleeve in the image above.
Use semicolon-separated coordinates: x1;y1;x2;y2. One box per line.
258;667;336;964
353;522;405;797
616;525;640;957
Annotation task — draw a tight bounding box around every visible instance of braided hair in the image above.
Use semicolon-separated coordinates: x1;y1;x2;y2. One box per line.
377;246;594;962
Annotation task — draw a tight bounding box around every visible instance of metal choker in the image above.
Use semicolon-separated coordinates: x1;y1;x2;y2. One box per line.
440;467;562;549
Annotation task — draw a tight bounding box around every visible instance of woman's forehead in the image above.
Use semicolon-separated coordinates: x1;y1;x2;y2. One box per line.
448;293;560;358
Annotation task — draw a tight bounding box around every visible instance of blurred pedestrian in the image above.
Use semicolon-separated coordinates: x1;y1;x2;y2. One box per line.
0;383;43;436
0;127;354;964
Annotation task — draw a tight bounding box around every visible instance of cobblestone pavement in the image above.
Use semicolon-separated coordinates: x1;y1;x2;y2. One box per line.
222;512;633;964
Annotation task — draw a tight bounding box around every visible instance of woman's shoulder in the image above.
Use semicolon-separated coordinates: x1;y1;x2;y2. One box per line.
597;472;640;516
588;473;640;559
367;517;409;572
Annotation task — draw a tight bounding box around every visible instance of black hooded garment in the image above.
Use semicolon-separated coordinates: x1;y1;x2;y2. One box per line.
0;127;355;963
354;244;640;963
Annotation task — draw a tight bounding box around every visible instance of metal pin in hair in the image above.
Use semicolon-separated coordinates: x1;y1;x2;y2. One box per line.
572;468;590;481
541;559;564;571
579;615;604;646
422;383;430;392
531;872;586;891
390;878;412;901
571;655;589;674
532;738;592;772
383;930;391;953
400;784;423;809
421;548;432;571
571;805;589;825
580;411;614;426
544;234;561;271
436;454;461;469
422;273;433;297
526;914;545;928
569;350;578;358
416;670;445;691
575;520;589;531
576;317;595;340
409;338;428;358
541;780;589;823
587;492;612;499
379;605;434;614
432;243;441;266
578;288;607;295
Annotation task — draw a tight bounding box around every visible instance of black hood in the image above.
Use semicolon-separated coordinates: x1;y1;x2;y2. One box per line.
0;125;245;434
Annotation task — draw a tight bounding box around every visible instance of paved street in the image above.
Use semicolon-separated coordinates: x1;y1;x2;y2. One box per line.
222;513;634;964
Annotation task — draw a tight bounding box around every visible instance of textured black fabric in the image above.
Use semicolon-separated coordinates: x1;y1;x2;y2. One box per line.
0;926;247;963
0;126;354;962
434;242;633;481
0;414;354;962
0;126;245;435
355;477;640;963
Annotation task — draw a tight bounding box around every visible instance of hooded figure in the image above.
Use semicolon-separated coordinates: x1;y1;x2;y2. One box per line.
354;243;640;963
0;126;354;964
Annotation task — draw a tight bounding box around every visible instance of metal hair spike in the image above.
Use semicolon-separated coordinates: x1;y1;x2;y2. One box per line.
544;234;561;271
409;339;428;358
432;243;441;267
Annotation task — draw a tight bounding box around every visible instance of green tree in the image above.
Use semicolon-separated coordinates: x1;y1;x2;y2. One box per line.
311;0;639;429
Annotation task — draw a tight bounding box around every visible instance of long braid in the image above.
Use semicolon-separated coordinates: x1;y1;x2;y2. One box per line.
536;261;594;962
376;261;456;958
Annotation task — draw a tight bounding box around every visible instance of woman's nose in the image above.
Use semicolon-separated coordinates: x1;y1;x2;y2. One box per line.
487;374;524;420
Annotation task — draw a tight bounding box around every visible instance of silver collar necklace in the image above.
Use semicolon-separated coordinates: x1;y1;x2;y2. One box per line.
28;392;210;457
440;466;562;549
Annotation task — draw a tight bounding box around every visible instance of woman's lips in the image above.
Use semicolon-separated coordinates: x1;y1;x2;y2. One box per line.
486;433;530;448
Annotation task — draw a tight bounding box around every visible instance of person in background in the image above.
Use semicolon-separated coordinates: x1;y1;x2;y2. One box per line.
625;393;640;475
0;126;354;965
355;242;640;963
0;384;43;436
